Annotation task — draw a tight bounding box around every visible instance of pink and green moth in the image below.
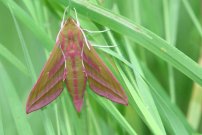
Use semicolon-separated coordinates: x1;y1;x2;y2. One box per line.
26;17;128;114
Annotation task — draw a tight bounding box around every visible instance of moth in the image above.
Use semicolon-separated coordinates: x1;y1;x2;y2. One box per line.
26;18;128;114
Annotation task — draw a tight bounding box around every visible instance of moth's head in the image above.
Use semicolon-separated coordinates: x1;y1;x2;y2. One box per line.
60;18;81;41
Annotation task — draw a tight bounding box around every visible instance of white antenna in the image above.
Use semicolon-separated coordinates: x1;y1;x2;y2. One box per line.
61;6;69;28
56;6;69;42
73;8;80;27
73;8;91;50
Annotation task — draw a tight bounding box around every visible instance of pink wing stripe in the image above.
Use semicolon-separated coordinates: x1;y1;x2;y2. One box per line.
49;56;65;78
86;71;125;99
30;75;64;105
83;54;100;72
90;84;127;105
26;88;63;113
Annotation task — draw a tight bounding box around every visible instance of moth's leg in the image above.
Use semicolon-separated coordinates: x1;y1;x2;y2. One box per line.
83;28;110;34
90;43;117;48
80;43;87;77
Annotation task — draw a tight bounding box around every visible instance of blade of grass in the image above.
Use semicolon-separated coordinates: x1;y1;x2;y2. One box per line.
33;1;44;25
99;48;193;134
0;62;34;135
187;83;202;130
0;102;4;135
163;0;177;103
124;37;166;134
41;111;56;135
86;99;102;135
71;0;202;86
0;0;196;133
104;20;166;133
181;0;202;37
117;64;165;135
21;0;38;23
187;57;202;130
0;43;28;76
142;65;193;134
4;0;202;89
62;90;83;135
9;4;36;82
8;2;57;135
88;90;137;135
54;104;61;135
1;0;53;51
61;96;74;135
5;0;202;87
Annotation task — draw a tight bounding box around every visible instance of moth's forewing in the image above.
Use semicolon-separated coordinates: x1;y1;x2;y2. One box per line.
83;43;128;105
26;43;66;114
62;19;87;112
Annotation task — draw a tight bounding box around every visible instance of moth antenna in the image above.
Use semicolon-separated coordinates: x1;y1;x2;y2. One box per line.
56;6;69;42
83;28;110;34
73;8;90;50
74;8;90;50
61;6;69;28
73;8;80;27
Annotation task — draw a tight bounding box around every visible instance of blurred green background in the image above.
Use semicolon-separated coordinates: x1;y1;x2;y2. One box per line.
0;0;202;134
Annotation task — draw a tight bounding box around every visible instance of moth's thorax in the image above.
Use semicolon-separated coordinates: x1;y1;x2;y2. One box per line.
58;22;84;58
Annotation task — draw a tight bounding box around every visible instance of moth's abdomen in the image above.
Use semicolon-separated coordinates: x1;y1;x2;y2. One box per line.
65;55;87;112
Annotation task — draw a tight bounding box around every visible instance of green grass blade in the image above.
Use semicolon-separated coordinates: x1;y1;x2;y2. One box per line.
41;111;56;135
5;2;58;135
163;0;175;103
99;48;193;134
61;97;74;135
0;62;34;135
89;90;137;135
54;104;61;135
142;65;193;134
117;65;165;135
181;0;202;37
8;4;37;81
0;0;198;134
124;38;166;134
0;43;28;76
86;99;102;135
0;103;4;135
1;0;53;51
71;0;202;86
187;84;202;130
21;0;38;23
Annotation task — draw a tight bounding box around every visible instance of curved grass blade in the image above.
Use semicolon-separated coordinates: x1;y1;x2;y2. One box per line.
0;102;4;135
99;48;193;134
88;90;137;135
0;43;28;76
71;0;202;86
0;62;34;135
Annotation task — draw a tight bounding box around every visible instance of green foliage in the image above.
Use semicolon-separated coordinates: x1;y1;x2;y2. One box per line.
0;0;201;134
